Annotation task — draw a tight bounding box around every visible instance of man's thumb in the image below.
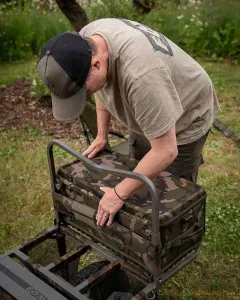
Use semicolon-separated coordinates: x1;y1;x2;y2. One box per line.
100;187;108;193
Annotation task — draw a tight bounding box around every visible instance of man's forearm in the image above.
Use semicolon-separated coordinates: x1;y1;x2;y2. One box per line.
95;97;111;139
115;147;176;199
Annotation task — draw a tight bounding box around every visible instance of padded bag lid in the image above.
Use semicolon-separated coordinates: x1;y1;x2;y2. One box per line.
57;151;206;229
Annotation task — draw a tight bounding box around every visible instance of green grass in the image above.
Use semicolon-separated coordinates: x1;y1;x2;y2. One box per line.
0;58;36;88
0;127;84;253
197;59;240;133
0;58;239;299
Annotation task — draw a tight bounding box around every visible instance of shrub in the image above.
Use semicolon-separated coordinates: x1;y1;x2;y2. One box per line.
0;1;71;61
141;0;240;61
86;0;143;22
1;0;239;97
85;0;240;62
1;0;239;63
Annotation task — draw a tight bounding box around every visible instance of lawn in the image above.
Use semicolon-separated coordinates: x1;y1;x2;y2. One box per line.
0;58;239;299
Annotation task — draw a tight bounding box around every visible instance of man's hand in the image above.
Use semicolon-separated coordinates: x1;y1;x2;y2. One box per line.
96;187;124;227
82;136;107;159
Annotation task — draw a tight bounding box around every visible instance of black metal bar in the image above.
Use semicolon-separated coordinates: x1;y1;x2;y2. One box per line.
50;245;90;274
76;262;121;293
56;233;67;257
79;117;91;147
156;247;200;291
65;218;151;274
137;247;200;297
61;226;124;264
20;226;58;254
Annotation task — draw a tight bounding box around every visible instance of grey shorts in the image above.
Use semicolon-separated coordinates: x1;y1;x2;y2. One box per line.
129;131;210;183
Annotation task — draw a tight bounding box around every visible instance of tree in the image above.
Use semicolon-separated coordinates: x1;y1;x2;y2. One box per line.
133;0;155;13
55;0;88;31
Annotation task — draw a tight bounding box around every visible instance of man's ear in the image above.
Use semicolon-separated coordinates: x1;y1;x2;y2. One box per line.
91;57;100;70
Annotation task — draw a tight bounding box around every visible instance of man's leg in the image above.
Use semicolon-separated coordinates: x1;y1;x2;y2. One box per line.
129;131;209;183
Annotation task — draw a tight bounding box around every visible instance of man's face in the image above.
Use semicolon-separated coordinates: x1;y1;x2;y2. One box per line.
86;72;106;95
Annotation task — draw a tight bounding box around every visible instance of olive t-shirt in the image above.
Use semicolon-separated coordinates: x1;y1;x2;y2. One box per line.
80;18;219;145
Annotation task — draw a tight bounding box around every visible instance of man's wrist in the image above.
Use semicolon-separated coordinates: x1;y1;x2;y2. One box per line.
96;107;108;111
114;186;128;201
96;131;108;141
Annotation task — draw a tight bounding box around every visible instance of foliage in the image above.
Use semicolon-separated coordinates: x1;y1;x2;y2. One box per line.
86;0;143;23
0;0;239;62
0;0;71;61
85;0;240;62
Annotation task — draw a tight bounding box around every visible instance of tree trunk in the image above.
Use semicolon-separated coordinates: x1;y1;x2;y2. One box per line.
55;0;89;31
133;0;155;13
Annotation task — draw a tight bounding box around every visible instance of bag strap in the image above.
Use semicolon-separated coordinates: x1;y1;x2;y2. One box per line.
166;227;203;249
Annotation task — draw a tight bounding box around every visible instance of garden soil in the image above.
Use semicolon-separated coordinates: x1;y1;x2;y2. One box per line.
0;80;128;139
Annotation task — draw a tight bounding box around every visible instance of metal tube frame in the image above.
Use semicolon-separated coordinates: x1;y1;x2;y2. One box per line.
47;140;160;247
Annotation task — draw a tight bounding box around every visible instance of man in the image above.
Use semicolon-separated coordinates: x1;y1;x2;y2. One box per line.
37;18;219;227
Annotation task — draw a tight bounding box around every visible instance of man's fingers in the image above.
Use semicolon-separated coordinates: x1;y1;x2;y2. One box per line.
96;206;102;222
97;208;105;226
107;213;115;227
87;146;103;159
87;150;98;159
100;187;108;193
96;204;109;227
82;145;96;157
99;212;109;227
83;146;102;159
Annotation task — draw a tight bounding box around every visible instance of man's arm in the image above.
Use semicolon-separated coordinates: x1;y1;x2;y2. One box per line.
95;97;111;140
96;126;178;226
82;97;111;158
115;126;178;198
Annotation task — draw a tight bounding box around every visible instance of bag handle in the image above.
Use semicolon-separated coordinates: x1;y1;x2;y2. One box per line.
166;227;203;249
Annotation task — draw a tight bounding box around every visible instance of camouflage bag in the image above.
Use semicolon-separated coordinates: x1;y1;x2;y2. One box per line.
56;150;206;277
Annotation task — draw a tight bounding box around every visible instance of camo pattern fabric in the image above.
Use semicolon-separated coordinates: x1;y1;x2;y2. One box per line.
57;151;205;224
56;150;206;274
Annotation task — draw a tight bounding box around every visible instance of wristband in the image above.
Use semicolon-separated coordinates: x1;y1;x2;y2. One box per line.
96;107;108;111
114;186;126;201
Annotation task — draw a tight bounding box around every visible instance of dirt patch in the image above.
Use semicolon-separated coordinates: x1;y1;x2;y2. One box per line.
0;80;128;139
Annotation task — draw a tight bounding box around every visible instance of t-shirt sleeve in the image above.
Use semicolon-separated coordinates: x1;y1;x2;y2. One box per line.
128;67;183;140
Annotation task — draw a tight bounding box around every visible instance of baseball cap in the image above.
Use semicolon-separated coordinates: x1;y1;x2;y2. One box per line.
37;32;92;121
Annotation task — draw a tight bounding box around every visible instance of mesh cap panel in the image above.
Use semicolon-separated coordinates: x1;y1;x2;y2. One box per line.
39;32;92;88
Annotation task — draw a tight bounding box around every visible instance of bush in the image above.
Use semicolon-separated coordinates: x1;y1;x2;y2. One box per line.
87;0;143;23
0;1;71;61
1;0;239;98
1;0;239;63
85;0;240;62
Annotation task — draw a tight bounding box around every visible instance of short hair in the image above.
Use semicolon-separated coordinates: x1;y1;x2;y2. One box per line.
84;37;98;56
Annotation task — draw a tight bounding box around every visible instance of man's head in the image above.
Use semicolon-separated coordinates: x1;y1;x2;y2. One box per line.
36;32;108;121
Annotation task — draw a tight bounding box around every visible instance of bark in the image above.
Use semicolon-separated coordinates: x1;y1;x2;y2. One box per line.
133;0;155;13
56;0;89;31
